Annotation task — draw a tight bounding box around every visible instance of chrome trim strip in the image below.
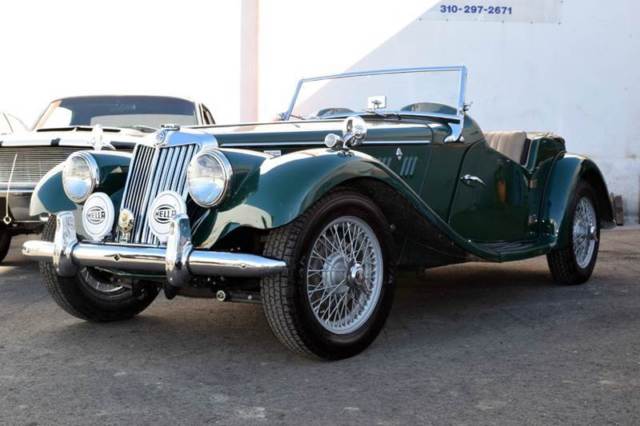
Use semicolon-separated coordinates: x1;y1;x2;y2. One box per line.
220;139;431;148
0;189;36;194
3;153;19;225
0;141;95;148
364;140;432;145
191;119;442;131
0;182;38;187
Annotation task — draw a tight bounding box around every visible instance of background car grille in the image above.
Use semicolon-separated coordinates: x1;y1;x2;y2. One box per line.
0;147;81;185
118;143;199;245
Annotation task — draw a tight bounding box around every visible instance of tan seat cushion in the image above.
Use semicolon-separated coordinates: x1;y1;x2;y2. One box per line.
484;131;529;165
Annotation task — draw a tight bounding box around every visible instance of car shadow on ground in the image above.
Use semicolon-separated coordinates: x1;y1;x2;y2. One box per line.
36;259;562;366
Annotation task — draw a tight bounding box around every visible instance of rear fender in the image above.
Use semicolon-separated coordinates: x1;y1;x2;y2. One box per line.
540;154;615;248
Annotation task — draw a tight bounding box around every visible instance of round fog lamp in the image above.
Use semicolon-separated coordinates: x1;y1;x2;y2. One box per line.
81;192;114;241
148;191;187;243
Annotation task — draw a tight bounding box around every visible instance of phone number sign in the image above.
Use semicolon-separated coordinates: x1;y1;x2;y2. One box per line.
421;0;562;23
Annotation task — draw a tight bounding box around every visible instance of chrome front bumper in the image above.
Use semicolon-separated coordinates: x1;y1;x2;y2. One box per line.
22;211;287;286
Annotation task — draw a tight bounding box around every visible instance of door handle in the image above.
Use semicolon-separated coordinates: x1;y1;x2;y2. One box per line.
460;174;486;187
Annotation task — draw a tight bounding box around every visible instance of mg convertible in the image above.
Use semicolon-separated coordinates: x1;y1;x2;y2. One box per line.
23;67;614;359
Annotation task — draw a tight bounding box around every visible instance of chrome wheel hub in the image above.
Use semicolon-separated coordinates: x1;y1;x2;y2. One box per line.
80;268;124;294
306;216;383;335
573;197;597;269
322;252;349;295
349;263;366;289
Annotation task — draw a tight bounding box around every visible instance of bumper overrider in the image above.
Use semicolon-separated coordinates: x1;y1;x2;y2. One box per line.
22;211;287;286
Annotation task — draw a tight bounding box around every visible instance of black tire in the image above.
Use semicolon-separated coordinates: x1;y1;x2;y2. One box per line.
39;216;159;322
0;225;11;263
547;181;600;285
260;190;395;360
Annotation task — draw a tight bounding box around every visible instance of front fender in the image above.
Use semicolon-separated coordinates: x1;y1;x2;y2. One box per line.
541;154;615;248
30;150;131;218
194;148;427;247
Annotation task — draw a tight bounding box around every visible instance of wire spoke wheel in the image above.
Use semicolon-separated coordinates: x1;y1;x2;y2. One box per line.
261;190;395;358
306;216;383;334
572;196;597;269
547;182;600;285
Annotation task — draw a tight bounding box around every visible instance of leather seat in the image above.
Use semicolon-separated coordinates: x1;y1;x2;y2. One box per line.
484;131;530;166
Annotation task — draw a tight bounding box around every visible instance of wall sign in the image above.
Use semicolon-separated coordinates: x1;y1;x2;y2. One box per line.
421;0;563;23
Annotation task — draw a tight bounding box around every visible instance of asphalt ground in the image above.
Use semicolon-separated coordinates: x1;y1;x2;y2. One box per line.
1;229;639;425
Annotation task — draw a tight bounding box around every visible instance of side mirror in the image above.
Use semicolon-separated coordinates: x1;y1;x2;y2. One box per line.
342;116;367;146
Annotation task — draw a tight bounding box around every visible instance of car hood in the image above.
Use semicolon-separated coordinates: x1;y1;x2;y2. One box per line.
204;120;434;147
0;126;147;149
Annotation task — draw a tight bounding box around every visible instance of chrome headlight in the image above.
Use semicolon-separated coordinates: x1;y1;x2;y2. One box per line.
62;152;99;203
187;150;232;207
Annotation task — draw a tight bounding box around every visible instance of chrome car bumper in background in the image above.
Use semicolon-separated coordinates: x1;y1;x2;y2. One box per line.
22;211;287;286
1;188;43;225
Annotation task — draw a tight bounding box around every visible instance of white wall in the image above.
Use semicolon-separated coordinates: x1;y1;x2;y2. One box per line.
257;0;640;221
0;0;243;125
1;1;638;220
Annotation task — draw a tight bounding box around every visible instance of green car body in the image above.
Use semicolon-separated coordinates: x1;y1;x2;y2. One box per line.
23;66;615;359
29;113;614;270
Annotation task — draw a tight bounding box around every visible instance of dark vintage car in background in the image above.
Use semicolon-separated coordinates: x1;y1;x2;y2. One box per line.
0;95;215;262
22;67;614;359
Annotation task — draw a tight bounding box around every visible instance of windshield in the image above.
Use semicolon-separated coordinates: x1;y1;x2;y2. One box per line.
286;67;466;120
35;96;198;130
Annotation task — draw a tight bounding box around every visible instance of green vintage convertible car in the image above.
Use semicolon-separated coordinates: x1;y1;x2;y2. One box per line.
23;66;614;359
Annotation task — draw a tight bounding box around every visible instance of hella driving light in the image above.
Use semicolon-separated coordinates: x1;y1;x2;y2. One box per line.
147;191;187;243
62;152;99;203
187;150;232;207
81;192;115;241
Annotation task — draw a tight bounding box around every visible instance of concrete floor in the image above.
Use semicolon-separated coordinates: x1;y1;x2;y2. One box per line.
1;230;639;425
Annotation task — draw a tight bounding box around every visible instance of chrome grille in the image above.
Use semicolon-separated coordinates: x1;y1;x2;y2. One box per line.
0;147;82;184
118;143;199;245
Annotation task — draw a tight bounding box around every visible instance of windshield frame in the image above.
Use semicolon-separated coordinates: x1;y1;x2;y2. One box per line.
284;66;468;141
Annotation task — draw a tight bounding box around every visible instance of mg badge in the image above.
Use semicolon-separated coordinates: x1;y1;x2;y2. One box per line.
155;124;181;146
155;129;168;146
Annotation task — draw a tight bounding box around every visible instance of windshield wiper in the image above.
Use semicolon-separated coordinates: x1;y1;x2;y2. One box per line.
363;110;402;120
286;113;308;120
126;124;157;133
